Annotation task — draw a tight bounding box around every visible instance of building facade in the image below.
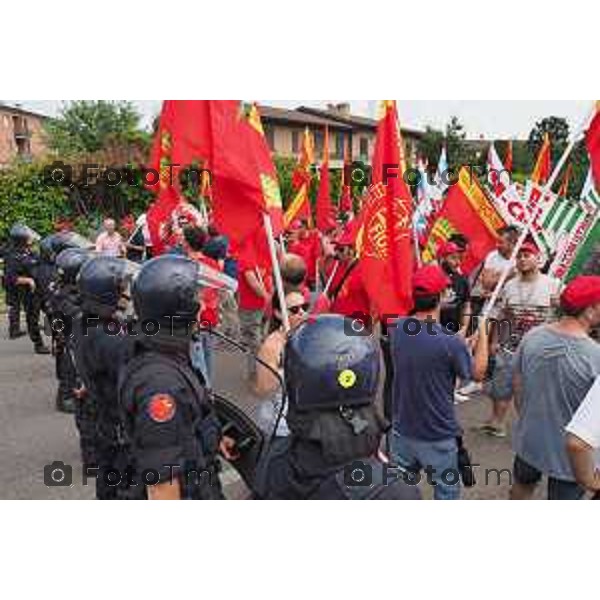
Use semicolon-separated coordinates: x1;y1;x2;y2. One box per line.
0;103;48;166
259;103;423;166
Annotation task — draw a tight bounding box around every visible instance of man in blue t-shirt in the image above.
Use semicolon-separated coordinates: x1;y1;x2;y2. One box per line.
389;265;489;499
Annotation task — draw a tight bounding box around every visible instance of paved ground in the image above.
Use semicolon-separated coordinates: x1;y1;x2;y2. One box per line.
0;318;530;500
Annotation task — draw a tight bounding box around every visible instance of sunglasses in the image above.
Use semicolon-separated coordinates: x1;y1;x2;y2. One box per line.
287;303;309;315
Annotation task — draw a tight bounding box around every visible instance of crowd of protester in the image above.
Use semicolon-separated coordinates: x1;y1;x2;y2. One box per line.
3;205;600;500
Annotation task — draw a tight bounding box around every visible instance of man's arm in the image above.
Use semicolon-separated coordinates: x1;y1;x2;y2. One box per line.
471;317;489;382
565;434;600;492
148;480;182;500
244;269;270;302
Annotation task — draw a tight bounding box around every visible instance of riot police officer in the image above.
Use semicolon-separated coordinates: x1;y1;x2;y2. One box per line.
3;224;49;353
50;248;93;415
254;314;421;500
118;254;237;500
74;255;139;499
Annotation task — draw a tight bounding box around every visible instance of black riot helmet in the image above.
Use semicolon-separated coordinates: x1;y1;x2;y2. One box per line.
55;248;94;286
133;254;238;333
284;314;380;413
39;232;93;263
9;223;40;246
78;256;139;316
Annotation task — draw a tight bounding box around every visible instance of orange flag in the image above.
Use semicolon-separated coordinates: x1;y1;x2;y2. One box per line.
284;127;314;228
531;132;552;185
315;127;336;232
557;162;573;198
357;101;414;317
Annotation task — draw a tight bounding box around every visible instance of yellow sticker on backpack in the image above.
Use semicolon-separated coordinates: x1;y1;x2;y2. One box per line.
338;369;357;389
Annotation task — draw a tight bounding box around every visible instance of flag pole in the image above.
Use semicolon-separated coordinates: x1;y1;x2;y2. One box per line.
482;104;597;318
263;212;290;332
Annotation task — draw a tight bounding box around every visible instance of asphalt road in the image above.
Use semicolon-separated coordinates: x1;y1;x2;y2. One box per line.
0;319;528;500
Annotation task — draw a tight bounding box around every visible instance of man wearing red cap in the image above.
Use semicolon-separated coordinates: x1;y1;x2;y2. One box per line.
482;241;562;437
389;265;489;499
511;275;600;500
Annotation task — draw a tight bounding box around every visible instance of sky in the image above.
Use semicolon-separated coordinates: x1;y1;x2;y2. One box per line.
8;100;592;140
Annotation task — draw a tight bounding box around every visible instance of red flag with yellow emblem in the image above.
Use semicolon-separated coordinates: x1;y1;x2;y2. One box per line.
147;101;283;253
357;101;414;317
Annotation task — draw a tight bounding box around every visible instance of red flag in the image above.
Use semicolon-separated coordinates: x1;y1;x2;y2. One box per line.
357;101;413;317
147;101;282;254
315;127;336;232
585;105;600;190
339;137;353;215
504;140;513;172
423;167;507;274
531;132;552;185
284;127;314;228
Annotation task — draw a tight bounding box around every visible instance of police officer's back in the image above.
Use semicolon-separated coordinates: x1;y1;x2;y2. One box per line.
75;255;138;499
118;254;233;500
254;315;420;500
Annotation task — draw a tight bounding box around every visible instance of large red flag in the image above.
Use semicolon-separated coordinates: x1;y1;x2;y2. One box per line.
423;167;507;274
585;104;600;190
357;101;413;317
315;127;336;232
147;101;282;254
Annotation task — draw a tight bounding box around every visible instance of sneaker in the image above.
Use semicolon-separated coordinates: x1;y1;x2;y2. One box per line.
34;344;51;355
457;382;483;395
486;426;507;439
454;391;471;404
9;330;27;339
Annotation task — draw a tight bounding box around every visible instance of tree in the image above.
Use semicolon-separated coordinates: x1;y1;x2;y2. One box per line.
416;126;445;169
45;101;147;154
445;115;471;170
528;116;589;197
528;116;569;164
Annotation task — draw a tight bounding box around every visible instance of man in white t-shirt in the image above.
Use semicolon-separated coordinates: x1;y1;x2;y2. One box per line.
95;218;125;257
566;375;600;495
482;241;562;437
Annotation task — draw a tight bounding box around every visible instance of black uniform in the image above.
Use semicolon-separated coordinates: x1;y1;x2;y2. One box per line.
117;254;232;500
74;255;138;499
73;314;132;498
255;314;420;501
118;338;223;499
4;245;45;348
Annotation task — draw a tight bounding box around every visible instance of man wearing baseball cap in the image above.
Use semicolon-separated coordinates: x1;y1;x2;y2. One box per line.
482;240;562;437
389;265;489;499
511;275;600;500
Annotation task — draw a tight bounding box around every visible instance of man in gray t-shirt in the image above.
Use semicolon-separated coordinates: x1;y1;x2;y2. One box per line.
511;275;600;500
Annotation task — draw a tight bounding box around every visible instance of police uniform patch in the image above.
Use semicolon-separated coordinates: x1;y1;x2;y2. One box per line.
147;393;177;423
338;369;357;389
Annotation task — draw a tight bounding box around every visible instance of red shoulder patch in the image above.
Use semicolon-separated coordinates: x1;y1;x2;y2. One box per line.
147;393;177;423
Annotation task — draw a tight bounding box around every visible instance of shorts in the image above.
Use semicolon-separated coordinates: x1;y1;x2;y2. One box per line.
513;455;585;500
485;350;514;401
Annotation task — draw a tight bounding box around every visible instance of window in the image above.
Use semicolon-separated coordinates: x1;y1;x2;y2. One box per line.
359;137;369;159
314;130;324;157
264;124;275;150
291;130;300;154
335;132;346;160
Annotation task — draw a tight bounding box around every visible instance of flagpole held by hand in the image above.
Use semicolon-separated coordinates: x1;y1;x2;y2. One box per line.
482;103;598;318
263;212;290;332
